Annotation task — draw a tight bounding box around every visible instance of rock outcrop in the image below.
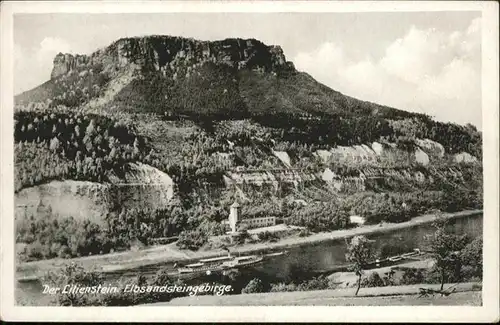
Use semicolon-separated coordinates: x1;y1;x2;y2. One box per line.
314;140;439;167
224;169;318;188
272;150;292;168
454;152;479;164
414;148;430;166
15;163;175;224
108;162;175;211
18;34;455;122
49;36;295;80
51;53;91;79
15;180;111;225
416;138;445;158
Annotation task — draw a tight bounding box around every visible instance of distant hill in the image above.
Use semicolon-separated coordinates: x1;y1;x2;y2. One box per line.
16;35;425;120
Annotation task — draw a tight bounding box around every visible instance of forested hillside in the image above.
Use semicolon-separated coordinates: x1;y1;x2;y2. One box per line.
14;35;483;262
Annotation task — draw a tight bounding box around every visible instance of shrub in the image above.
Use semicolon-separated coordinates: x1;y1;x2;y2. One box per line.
296;276;332;291
270;276;336;293
460;236;482;280
44;263;103;306
234;229;250;245
27;241;44;260
176;230;208;251
257;231;280;242
270;282;298;292
361;272;386;288
242;278;265;294
399;268;426;285
288;202;350;232
298;228;311;237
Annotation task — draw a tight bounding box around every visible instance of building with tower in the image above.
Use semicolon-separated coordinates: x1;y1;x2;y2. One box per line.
224;200;276;234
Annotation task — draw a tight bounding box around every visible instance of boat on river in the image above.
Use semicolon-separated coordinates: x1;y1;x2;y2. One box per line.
365;248;423;269
168;250;286;279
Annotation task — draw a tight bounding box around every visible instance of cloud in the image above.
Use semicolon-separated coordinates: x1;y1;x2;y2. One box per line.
15;37;74;95
293;18;482;128
37;37;73;62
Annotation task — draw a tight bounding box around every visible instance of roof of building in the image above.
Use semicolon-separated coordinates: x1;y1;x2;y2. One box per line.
231;201;240;208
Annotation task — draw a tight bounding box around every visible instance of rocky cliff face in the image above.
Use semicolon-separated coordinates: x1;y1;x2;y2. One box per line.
49;36;294;81
315;142;422;167
51;53;91;79
17;34;439;120
220;136;480;196
108;162;174;210
313;138;480;168
15;180;112;225
110;36;293;73
224;169;319;189
13;35;304;115
15;163;174;223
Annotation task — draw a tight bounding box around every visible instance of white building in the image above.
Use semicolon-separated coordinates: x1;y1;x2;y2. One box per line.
349;215;366;226
224;201;276;233
242;216;276;229
228;201;240;233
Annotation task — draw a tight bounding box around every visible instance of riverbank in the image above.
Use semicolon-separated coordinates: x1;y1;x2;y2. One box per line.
16;209;482;281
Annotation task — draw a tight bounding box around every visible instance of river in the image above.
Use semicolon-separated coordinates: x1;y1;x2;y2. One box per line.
16;212;482;305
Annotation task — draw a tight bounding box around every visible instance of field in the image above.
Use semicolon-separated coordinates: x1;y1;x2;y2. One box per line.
149;282;482;306
329;258;435;287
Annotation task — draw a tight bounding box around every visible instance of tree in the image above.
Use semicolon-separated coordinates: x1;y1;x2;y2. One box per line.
242;278;265;294
44;263;103;306
176;230;208;251
400;267;425;285
429;217;469;290
362;271;386;288
345;235;375;295
459;236;482;280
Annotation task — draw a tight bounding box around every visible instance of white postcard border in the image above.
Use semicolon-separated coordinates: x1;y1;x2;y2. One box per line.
1;1;498;322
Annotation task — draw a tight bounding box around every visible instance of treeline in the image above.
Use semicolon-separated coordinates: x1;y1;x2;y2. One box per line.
339;187;481;225
14;111;149;191
17;214;112;260
390;117;482;158
16;203;229;261
285;202;350;232
17;185;481;262
251;112;394;148
113;61;248;117
169;110;481;159
282;187;482;231
44;263;184;306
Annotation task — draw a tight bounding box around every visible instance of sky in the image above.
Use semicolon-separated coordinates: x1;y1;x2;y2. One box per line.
14;12;482;128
